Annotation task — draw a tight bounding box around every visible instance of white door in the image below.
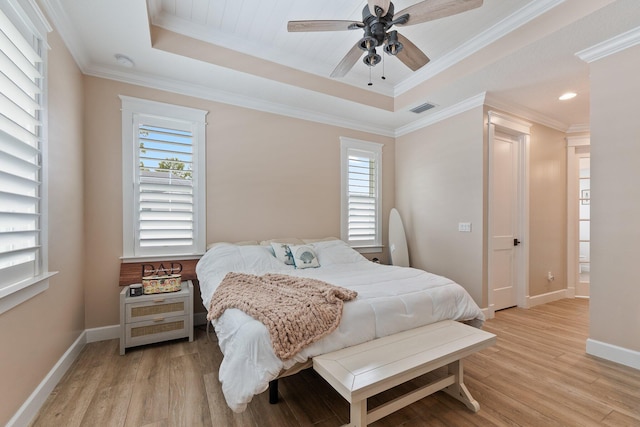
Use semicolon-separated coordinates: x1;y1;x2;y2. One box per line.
490;132;520;311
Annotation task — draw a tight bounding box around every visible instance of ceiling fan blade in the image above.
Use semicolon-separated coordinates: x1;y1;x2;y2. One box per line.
287;20;362;32
395;0;483;26
330;42;363;78
396;33;430;71
368;0;391;17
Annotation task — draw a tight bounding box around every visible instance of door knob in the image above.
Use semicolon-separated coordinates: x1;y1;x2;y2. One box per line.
514;239;521;246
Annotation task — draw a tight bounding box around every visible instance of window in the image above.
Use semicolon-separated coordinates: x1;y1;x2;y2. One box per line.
121;96;207;258
0;0;53;314
340;137;383;251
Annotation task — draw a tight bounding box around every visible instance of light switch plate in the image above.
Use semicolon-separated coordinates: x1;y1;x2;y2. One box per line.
458;222;472;232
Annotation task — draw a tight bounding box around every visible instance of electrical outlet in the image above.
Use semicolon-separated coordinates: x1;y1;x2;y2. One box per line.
547;271;555;281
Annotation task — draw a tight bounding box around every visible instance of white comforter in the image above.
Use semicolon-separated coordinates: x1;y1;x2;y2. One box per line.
196;239;484;412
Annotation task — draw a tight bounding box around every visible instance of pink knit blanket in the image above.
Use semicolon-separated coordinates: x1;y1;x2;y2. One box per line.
207;272;358;360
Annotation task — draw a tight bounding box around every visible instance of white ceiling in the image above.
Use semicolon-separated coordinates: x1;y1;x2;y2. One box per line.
44;0;640;135
148;0;532;92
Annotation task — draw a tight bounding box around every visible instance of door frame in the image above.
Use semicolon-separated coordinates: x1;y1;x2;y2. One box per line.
566;135;591;298
487;111;531;318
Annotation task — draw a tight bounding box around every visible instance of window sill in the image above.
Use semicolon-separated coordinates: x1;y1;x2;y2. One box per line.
0;271;58;315
353;245;384;254
120;254;204;263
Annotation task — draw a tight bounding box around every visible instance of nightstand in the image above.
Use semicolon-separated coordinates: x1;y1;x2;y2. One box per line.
120;281;194;355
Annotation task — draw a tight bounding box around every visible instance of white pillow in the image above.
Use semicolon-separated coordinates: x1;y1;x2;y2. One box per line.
270;242;294;265
313;239;368;265
288;244;320;269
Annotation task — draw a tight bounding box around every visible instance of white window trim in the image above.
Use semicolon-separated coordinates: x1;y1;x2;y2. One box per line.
0;0;56;315
120;96;207;259
340;137;383;252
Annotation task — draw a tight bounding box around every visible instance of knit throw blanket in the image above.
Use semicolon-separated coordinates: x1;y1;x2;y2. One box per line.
207;272;358;360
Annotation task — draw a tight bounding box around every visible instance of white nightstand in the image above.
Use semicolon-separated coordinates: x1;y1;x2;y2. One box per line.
120;281;194;355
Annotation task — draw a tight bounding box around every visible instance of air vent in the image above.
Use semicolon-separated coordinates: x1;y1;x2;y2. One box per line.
410;102;437;114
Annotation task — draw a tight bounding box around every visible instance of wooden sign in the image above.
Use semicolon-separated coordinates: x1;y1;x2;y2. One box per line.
119;258;199;286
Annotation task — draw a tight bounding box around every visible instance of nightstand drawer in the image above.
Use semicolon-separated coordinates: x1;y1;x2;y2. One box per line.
125;315;189;347
126;295;187;323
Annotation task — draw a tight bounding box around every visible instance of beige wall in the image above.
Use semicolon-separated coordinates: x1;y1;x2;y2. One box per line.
0;29;85;424
83;77;395;328
528;124;568;296
395;107;486;306
396;106;569;309
589;44;640;353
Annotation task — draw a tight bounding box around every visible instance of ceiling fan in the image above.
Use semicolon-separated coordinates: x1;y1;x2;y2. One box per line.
287;0;483;79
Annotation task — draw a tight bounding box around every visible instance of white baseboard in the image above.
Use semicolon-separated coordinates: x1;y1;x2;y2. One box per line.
481;306;493;320
527;289;568;307
586;338;640;371
85;324;120;343
7;331;87;427
85;315;208;343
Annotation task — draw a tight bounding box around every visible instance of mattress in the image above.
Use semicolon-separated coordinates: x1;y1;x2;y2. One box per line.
196;239;484;412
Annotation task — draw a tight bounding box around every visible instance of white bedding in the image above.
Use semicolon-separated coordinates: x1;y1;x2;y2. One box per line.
196;239;484;412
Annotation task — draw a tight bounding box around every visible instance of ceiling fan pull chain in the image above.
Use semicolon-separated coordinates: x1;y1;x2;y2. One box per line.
382;53;386;80
368;65;373;86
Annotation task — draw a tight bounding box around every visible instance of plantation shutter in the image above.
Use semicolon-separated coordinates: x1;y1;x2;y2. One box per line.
135;119;195;252
347;149;378;245
0;6;44;290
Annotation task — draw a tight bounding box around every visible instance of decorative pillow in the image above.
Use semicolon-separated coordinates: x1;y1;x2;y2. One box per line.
270;242;294;265
288;244;320;269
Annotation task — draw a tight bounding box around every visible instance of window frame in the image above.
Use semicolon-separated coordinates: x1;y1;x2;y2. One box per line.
0;0;55;315
340;137;383;253
120;96;207;260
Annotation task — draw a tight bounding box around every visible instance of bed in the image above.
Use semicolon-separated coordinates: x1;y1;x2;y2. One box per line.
196;238;484;413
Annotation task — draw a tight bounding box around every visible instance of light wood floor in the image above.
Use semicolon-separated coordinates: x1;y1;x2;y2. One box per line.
30;299;640;427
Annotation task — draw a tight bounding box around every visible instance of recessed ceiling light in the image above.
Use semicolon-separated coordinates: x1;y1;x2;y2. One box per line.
559;92;577;101
114;54;135;68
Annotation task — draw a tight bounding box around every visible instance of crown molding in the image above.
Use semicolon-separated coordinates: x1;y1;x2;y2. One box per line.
395;92;487;137
39;0;585;139
484;94;570;132
566;124;590;134
84;65;396;137
566;134;590;147
42;0;394;130
576;26;640;63
487;110;532;135
39;0;90;70
395;0;566;96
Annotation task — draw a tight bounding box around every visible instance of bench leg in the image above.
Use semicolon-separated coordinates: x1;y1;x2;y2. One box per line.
345;399;366;427
443;360;480;412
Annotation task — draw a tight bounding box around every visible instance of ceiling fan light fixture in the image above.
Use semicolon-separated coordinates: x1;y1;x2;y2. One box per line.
384;30;403;56
363;49;381;67
358;27;378;51
359;35;377;51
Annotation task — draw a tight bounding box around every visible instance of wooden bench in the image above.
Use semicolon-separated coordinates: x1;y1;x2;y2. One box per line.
313;320;496;427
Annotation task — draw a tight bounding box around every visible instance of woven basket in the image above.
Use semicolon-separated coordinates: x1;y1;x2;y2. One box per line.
141;274;181;294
